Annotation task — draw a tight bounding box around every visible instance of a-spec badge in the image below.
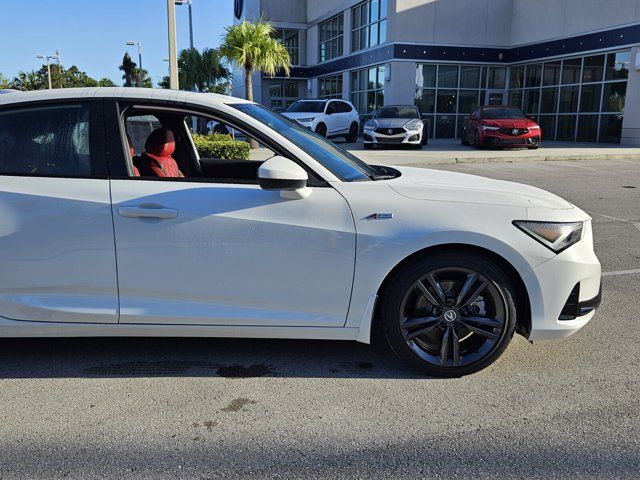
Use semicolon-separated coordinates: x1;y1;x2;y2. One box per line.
364;213;394;220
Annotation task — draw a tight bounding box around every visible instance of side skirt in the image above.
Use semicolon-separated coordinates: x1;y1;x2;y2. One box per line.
0;317;361;341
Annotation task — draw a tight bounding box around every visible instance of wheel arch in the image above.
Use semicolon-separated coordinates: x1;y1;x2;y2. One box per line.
371;243;532;340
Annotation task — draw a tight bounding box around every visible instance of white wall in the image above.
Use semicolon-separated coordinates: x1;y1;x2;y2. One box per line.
260;0;306;23
510;0;640;45
621;46;640;146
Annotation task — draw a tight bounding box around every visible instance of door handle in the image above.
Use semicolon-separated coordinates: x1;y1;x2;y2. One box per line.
118;206;179;219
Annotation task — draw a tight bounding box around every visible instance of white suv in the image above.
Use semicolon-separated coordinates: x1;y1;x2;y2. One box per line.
282;99;360;142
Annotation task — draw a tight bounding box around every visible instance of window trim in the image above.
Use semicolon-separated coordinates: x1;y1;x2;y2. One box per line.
108;99;329;187
0;98;108;179
318;13;344;63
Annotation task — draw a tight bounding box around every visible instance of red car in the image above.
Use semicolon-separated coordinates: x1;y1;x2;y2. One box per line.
462;105;541;149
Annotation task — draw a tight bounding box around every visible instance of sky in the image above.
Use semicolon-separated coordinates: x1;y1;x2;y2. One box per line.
0;0;234;85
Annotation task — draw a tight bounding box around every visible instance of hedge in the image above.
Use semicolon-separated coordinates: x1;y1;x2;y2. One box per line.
192;133;250;160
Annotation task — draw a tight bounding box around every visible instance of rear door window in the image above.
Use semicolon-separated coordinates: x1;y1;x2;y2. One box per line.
0;104;93;176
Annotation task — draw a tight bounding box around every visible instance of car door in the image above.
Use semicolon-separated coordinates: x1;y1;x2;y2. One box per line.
0;100;118;323
324;101;343;136
108;104;356;327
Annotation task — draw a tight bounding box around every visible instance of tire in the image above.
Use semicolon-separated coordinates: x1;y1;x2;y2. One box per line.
380;252;517;377
461;129;470;146
346;122;359;143
473;131;483;149
528;144;539;150
421;128;429;145
315;123;327;138
364;143;373;150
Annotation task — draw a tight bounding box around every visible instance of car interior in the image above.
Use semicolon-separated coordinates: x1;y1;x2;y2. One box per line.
121;106;276;183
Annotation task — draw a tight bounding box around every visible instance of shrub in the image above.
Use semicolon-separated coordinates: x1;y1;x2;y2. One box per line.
192;133;250;160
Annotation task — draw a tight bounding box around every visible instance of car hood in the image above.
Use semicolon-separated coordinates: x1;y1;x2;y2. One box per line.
282;112;319;120
387;166;573;210
483;118;537;129
373;118;414;128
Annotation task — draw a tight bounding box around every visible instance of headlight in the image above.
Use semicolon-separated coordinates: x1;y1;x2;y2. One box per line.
481;125;500;131
297;117;315;123
529;125;540;130
404;119;423;131
364;120;377;130
513;220;584;253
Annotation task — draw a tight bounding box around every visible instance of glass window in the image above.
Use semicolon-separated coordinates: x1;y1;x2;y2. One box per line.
523;89;540;114
269;81;299;111
540;87;558;113
415;89;435;114
556;115;577;141
599;114;623;143
508;90;523;108
576;115;599;142
416;65;436;89
232;103;378;181
488;67;506;89
436;90;457;113
318;74;343;99
509;66;524;89
275;29;300;66
538;115;556;140
438;65;458;89
374;106;419;118
579;84;601;112
562;58;581;84
459;66;480;88
602;82;626;112
543;61;561;86
351;0;387;52
458;90;479;114
559;86;579;112
350;65;385;115
0;104;92;176
525;64;542;88
582;55;604;83
605;51;630;80
319;14;344;62
435;115;456;138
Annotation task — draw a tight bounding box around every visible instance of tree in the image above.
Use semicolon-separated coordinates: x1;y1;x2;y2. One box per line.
119;52;137;87
159;48;230;93
220;19;290;103
98;78;116;87
10;64;99;90
133;67;152;88
0;73;10;89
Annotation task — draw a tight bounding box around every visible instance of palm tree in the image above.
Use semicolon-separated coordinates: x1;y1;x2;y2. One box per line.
119;53;137;87
220;19;291;103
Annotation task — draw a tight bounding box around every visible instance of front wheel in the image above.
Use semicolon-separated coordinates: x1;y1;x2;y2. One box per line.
380;252;517;377
315;123;327;138
346;122;359;143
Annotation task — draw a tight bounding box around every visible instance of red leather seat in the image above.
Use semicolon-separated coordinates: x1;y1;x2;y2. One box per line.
138;128;184;178
126;133;140;177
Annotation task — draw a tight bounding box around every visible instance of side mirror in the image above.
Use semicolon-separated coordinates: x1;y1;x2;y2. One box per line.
258;156;311;199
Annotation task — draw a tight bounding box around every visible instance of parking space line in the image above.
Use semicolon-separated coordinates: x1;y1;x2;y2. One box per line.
602;268;640;277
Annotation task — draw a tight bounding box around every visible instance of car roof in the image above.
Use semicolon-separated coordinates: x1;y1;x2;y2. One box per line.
0;87;250;107
293;99;328;102
378;105;418;108
480;105;520;109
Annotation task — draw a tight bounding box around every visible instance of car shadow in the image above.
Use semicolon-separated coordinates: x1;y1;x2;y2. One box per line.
0;337;432;380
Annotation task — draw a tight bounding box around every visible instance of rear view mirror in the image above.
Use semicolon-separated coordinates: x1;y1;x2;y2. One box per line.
258;156;311;199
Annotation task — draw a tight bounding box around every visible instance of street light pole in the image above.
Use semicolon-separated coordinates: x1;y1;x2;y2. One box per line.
126;41;143;87
37;54;53;89
167;0;179;89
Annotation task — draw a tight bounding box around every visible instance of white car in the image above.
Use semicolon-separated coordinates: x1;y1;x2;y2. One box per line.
364;105;427;149
282;99;360;142
0;88;601;377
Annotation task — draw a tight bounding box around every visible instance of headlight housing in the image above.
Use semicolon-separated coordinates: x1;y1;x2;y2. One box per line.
513;220;584;253
364;120;377;130
297;117;315;123
404;119;423;131
481;125;500;131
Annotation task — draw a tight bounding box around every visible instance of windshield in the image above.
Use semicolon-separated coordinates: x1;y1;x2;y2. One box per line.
375;106;419;119
285;101;326;113
481;107;527;119
232;103;379;182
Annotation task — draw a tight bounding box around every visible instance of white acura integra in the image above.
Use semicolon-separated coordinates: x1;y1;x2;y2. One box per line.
0;88;600;377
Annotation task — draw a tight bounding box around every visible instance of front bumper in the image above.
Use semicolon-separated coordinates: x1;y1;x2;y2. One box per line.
482;132;540;147
364;129;422;145
528;220;601;340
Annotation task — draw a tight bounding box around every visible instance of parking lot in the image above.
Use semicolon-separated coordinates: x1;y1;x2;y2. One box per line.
0;156;638;479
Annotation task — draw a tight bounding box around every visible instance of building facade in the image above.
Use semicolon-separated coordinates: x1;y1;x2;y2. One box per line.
232;0;640;145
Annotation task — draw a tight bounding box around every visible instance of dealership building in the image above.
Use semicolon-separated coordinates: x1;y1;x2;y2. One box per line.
232;0;639;145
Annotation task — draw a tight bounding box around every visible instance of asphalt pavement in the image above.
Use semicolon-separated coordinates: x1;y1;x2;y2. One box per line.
0;158;638;479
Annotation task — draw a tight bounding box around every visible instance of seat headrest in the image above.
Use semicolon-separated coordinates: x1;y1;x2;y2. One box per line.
145;128;175;157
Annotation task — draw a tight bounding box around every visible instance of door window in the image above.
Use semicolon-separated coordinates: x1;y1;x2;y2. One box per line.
335;101;353;113
0;104;92;176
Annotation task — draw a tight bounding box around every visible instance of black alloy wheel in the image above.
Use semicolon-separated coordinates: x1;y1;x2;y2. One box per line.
381;253;517;377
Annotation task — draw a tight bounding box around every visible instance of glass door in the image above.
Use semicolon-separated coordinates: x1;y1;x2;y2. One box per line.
485;90;506;105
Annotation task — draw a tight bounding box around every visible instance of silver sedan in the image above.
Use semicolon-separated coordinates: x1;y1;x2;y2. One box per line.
363;105;427;149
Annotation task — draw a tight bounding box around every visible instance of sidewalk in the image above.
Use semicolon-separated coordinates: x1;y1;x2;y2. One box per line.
342;138;640;166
